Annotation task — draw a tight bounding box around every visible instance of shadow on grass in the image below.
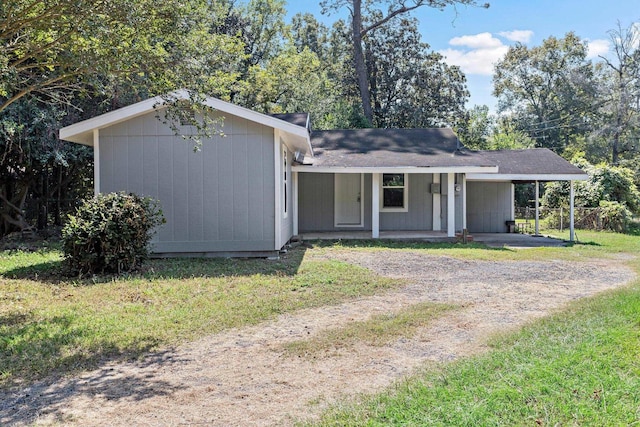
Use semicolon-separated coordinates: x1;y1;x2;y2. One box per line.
1;245;308;284
0;312;166;387
0;258;66;283
568;240;603;247
0;347;188;426
0;311;190;425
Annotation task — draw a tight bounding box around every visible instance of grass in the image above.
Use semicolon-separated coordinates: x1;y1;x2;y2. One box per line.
307;231;640;426
282;302;458;358
0;245;399;388
2;229;639;426
310;228;640;262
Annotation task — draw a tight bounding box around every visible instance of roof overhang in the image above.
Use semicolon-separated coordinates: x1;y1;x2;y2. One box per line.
467;173;589;182
59;89;313;156
292;165;499;174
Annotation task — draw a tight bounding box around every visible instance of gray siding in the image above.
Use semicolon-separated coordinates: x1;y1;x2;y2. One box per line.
99;111;276;253
467;181;513;233
299;173;334;231
298;173;373;231
380;174;433;231
299;173;435;232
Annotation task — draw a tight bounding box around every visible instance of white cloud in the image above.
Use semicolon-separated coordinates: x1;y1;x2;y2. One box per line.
587;39;610;58
440;46;509;75
439;32;513;75
449;32;503;49
498;30;534;43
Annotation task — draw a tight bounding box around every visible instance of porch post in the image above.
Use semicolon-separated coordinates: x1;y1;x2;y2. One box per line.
447;172;455;237
372;173;380;238
511;183;515;221
462;174;467;230
535;180;540;235
570;180;575;242
292;171;299;236
432;173;441;231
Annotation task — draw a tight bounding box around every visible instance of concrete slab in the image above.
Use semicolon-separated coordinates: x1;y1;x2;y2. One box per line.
473;233;568;248
297;231;567;248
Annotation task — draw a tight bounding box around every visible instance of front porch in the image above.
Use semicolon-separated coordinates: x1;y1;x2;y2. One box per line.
298;230;451;241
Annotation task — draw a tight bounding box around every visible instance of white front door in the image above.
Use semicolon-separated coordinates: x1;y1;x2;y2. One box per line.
335;173;363;227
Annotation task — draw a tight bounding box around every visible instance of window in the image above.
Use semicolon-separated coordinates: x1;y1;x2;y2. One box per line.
381;173;408;211
283;148;288;216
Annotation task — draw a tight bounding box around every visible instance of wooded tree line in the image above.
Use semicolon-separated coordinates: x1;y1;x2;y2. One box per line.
1;0;638;236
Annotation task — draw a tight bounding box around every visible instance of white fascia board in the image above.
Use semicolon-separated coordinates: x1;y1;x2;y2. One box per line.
60;89;313;155
467;173;589;182
60;95;167;145
292;166;499;174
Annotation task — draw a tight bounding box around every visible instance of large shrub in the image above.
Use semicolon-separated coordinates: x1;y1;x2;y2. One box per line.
542;161;640;214
62;193;165;275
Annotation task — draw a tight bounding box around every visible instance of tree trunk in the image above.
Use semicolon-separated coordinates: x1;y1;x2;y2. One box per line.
351;0;373;126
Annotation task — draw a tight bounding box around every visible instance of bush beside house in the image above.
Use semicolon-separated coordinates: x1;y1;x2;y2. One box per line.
62;193;165;275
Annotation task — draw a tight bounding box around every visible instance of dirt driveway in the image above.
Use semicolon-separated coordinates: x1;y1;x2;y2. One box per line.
2;250;635;426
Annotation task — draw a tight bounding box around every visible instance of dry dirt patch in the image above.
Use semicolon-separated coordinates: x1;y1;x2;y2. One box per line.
1;251;635;426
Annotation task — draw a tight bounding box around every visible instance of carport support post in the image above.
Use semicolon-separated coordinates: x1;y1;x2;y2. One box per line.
293;171;299;236
372;173;380;238
447;173;455;237
570;180;575;242
535;180;540;235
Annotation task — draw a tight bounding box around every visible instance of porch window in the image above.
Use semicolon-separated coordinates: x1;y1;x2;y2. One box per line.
381;173;408;212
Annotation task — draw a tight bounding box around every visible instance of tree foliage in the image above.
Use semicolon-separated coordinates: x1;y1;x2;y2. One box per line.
365;15;468;128
493;33;598;154
542;159;640;215
593;22;640;164
321;0;488;125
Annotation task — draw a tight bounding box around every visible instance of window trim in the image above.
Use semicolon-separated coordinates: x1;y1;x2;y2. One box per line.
380;173;409;212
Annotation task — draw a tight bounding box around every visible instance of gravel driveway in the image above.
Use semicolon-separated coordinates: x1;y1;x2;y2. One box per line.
1;250;634;426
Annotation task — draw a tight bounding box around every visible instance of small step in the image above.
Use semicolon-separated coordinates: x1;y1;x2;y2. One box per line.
455;232;474;243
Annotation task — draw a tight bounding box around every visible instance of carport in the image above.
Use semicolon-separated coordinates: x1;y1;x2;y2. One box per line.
466;149;588;242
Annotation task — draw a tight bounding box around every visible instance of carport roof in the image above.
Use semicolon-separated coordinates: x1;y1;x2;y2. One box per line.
467;149;588;181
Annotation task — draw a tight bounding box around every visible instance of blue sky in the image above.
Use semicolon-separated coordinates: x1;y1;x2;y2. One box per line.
286;0;640;111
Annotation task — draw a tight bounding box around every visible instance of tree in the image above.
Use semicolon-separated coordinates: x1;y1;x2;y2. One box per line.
0;0;246;236
456;105;493;149
0;96;93;236
321;0;488;125
0;0;245;112
493;33;598;153
594;21;640;164
364;15;468;128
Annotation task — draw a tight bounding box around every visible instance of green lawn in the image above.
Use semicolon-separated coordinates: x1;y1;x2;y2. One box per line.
2;230;639;427
309;230;640;426
0;245;400;388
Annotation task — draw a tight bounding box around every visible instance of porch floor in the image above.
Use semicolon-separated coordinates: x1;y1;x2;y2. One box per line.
296;231;568;248
298;230;450;241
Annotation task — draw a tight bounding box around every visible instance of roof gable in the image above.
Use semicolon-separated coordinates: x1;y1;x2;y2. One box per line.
59;90;313;155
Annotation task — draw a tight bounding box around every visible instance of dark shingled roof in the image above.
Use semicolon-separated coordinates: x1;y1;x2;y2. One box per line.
271;113;310;129
308;128;495;168
480;149;586;177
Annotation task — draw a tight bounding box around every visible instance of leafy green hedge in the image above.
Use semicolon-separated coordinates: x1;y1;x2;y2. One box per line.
62;193;165;275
